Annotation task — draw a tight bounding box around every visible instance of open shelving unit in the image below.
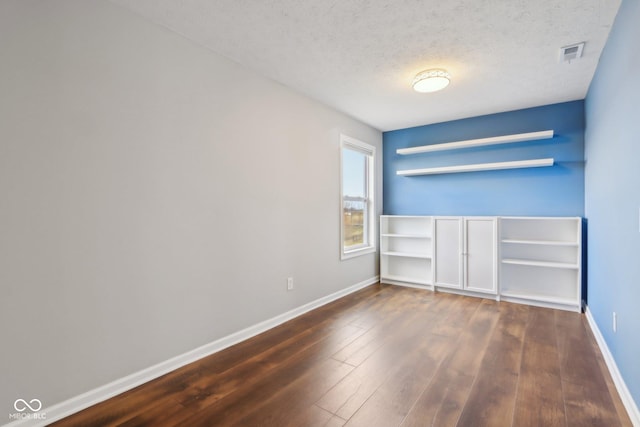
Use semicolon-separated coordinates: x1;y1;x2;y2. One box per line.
395;129;555;177
379;215;583;312
499;217;582;312
380;216;433;288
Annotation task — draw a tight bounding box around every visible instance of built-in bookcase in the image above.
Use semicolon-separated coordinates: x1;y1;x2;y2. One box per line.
499;217;582;312
380;215;582;311
380;215;582;312
380;216;433;287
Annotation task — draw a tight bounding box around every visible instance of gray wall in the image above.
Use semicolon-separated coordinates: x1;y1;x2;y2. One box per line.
0;0;382;413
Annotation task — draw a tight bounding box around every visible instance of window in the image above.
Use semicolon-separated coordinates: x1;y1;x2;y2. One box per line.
340;134;375;259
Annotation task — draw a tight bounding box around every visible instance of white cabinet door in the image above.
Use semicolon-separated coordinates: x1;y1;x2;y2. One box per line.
435;217;497;295
464;218;497;294
434;217;463;289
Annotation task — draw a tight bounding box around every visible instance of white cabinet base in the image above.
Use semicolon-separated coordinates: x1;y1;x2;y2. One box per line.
433;286;501;302
383;279;435;291
499;294;580;313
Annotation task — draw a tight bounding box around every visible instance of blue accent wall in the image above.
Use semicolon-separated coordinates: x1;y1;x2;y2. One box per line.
383;101;585;216
585;0;640;411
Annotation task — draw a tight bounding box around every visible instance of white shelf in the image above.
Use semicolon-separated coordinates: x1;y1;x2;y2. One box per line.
382;251;432;259
397;158;554;176
500;216;581;220
502;258;578;269
381;215;429;218
381;233;431;239
501;239;578;247
396;130;554;155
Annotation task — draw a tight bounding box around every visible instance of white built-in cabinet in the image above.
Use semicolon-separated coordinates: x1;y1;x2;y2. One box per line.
380;215;582;312
434;217;497;296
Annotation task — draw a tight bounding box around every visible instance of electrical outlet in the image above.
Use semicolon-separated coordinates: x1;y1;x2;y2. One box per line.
287;277;294;291
613;312;617;333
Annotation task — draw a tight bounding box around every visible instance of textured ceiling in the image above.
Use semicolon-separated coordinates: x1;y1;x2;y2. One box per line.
110;0;621;131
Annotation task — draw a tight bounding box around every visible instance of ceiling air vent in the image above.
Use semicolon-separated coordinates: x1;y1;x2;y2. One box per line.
559;42;585;63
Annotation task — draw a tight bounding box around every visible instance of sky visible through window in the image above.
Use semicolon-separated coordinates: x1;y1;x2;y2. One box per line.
343;148;366;197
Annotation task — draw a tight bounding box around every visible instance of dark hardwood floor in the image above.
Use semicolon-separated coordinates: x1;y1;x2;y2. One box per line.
51;284;632;427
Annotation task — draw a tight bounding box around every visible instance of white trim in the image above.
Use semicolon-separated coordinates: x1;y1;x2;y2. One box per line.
397;158;554;176
342;245;376;260
500;294;580;313
340;134;376;260
396;130;554;155
382;280;434;290
434;286;500;301
585;306;640;426
341;134;375;155
3;276;379;427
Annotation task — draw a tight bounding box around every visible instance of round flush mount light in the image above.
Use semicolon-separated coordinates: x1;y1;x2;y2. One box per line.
412;68;451;93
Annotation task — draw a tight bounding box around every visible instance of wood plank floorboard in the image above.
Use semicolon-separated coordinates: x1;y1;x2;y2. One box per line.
554;310;630;427
512;306;567;427
50;284;632;427
453;300;528;427
398;298;499;427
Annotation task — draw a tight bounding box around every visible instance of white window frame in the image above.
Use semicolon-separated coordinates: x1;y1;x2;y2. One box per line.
340;134;376;260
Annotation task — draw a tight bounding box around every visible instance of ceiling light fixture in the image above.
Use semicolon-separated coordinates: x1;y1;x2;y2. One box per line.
412;69;451;93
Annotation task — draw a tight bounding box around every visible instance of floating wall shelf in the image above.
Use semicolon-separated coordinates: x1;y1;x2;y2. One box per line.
397;158;554;176
396;130;554;155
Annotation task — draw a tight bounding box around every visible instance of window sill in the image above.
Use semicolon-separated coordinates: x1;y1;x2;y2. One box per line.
341;246;376;260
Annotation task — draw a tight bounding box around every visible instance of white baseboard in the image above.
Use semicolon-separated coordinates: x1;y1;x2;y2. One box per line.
4;276;379;427
585;306;640;426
